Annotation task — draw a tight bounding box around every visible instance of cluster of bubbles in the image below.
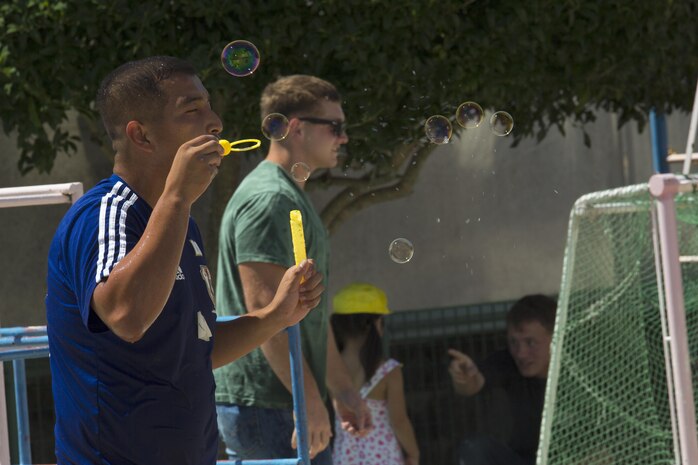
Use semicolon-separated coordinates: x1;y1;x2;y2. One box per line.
219;44;306;182
220;41;518;265
259;113;308;182
424;101;514;144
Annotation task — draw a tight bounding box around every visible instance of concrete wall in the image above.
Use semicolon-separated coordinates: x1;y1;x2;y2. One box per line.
0;110;691;326
323;111;690;311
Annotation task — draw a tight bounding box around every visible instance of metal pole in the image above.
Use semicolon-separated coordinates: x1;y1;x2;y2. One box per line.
12;359;31;465
0;364;9;465
0;348;50;363
0;317;11;465
288;324;309;465
649;173;698;464
651;205;681;462
681;79;698;175
214;316;306;465
0;327;47;337
650;109;669;173
0;182;83;209
0;336;49;347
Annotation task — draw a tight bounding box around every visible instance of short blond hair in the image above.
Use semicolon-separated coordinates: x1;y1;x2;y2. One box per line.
260;75;341;121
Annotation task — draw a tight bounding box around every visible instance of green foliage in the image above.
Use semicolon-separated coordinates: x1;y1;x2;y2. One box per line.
1;0;697;175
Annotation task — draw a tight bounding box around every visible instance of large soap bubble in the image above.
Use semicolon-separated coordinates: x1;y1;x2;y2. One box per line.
389;238;414;264
456;101;484;129
490;111;514;136
221;40;260;77
424;115;452;144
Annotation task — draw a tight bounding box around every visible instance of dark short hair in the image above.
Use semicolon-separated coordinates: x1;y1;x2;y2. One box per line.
95;56;197;141
260;75;341;121
506;294;557;333
331;313;383;381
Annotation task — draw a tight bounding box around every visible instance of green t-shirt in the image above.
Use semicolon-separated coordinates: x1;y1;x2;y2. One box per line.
214;160;330;409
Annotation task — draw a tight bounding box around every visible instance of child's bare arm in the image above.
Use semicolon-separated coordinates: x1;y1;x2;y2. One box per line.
386;366;420;465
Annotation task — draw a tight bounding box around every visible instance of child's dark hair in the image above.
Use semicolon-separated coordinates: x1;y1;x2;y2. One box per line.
331;313;384;381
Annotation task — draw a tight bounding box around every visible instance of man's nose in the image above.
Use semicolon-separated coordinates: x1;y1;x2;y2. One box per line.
208;111;223;135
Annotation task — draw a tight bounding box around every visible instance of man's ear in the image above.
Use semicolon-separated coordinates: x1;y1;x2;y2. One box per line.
125;120;153;152
287;117;303;137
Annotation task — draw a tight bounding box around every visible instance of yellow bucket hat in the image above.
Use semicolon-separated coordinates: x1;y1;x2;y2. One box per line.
333;283;390;315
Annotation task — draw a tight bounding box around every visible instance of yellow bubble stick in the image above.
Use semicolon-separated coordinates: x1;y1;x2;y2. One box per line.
289;210;307;266
219;138;262;156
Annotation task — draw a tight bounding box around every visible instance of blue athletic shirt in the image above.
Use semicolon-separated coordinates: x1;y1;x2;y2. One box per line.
46;174;219;465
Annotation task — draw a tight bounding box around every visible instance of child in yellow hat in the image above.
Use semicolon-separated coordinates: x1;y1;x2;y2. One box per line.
331;283;420;465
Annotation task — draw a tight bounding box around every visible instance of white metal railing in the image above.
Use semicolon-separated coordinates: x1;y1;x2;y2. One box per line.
0;183;83;209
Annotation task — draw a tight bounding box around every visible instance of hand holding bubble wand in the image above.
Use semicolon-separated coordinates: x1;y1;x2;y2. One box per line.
287;209;312;464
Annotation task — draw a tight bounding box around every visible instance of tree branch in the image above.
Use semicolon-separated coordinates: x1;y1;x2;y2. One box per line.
321;142;437;234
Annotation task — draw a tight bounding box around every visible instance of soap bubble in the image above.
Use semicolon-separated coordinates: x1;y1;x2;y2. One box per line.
389;238;414;264
455;101;484;129
424;115;452;144
291;162;311;182
490;111;514;136
262;113;290;141
221;40;260;77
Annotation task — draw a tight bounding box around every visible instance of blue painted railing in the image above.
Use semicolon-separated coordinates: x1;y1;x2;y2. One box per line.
1;321;309;465
649;109;669;174
0;326;48;465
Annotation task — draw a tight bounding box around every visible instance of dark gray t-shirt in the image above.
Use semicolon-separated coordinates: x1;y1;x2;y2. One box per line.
477;349;546;461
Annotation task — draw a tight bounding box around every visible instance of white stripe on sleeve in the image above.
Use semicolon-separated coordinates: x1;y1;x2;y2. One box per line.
95;182;139;283
95;182;124;283
117;192;139;263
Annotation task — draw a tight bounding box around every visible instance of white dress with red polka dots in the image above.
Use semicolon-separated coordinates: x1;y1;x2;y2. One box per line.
333;358;405;465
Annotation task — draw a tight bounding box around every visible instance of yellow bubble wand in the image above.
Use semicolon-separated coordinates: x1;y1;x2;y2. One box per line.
289;210;307;268
219;138;261;155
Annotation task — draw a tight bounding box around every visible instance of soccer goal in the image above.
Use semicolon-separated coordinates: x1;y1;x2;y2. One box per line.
537;174;698;465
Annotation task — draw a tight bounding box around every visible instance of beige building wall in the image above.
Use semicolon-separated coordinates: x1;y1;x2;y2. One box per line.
0;111;691;326
323;111;690;311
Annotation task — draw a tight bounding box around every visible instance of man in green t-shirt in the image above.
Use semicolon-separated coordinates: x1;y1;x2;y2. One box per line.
215;75;370;465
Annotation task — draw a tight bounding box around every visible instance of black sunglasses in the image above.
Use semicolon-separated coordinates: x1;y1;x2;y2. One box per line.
297;117;346;137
